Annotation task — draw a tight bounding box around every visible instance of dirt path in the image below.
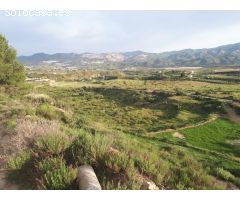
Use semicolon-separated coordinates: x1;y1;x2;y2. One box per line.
147;114;219;136
0;170;18;190
149;100;240;137
187;93;240;124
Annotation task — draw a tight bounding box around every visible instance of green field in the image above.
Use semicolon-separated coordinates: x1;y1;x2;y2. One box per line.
181;119;240;156
152;119;240;179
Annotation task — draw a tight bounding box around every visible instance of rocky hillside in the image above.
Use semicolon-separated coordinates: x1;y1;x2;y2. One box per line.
18;43;240;68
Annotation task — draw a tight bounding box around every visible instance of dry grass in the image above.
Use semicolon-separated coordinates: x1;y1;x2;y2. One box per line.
1;119;61;156
25;93;53;104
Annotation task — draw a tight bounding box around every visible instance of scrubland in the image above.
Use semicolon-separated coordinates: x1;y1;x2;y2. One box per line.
1;68;240;189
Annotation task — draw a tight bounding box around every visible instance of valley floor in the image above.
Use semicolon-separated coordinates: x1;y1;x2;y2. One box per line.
0;71;240;189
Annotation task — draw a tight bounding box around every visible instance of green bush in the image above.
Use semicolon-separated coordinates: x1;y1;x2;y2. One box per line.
38;157;64;173
36;104;58;120
71;132;113;165
216;167;235;181
35;134;71;155
10;106;35;117
38;157;77;189
165;155;222;189
8;151;31;170
134;155;169;185
25;93;53;104
104;152;134;173
4;118;17;129
36;103;70;123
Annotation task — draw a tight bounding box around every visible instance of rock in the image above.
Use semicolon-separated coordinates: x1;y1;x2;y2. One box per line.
141;181;159;190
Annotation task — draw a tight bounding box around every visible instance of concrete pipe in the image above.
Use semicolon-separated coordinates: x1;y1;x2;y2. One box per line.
78;165;102;190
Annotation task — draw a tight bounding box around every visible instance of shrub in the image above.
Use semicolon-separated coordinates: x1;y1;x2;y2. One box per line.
25;93;53;104
54;107;72;124
8;151;31;170
38;157;77;189
38;157;64;173
134;155;169;185
36;104;58;120
71;132;113;165
35;133;71;155
4;119;61;153
10;106;35;118
175;89;184;96
36;103;70;123
216;167;235;181
135;157;158;175
104;152;134;173
4;118;17;129
165;155;222;189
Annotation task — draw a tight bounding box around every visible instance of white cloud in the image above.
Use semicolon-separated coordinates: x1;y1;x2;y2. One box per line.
160;23;240;52
1;11;240;55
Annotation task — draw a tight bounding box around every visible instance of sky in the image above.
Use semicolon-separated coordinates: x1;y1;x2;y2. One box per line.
1;10;240;56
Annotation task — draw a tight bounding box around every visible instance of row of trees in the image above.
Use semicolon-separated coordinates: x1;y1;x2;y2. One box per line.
0;34;25;85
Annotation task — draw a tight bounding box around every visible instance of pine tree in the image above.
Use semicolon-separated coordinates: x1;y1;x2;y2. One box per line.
0;34;25;85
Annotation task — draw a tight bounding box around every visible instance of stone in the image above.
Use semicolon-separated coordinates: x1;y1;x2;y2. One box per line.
141;181;159;190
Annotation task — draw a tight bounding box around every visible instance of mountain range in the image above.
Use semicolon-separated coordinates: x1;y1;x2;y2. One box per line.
18;42;240;68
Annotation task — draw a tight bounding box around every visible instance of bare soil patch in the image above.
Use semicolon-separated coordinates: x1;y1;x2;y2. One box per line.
172;132;185;139
224;105;240;124
0;118;61;189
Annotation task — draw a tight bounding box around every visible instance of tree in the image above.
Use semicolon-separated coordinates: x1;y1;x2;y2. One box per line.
180;71;186;78
0;34;25;85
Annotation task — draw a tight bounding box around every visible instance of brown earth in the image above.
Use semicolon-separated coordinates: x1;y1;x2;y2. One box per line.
224;105;240;124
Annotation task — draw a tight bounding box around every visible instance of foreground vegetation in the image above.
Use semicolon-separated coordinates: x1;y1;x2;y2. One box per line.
0;66;239;189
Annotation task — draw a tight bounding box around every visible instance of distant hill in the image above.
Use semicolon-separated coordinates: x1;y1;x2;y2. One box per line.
18;43;240;68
